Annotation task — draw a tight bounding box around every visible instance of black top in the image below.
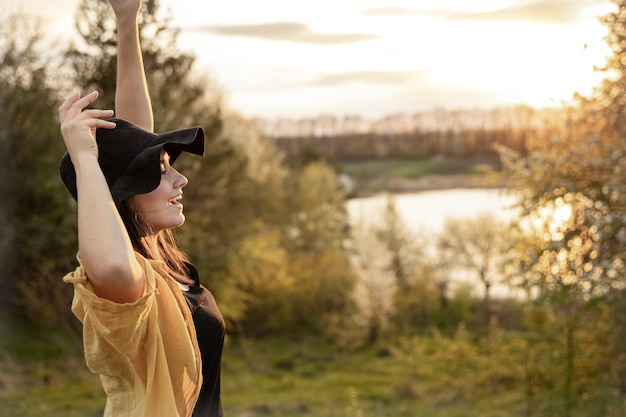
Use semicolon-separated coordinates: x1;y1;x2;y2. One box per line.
183;263;226;417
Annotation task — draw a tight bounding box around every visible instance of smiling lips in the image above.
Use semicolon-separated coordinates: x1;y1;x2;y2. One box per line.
169;194;183;207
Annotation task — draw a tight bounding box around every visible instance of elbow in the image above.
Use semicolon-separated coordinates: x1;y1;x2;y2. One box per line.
85;258;145;303
93;259;142;285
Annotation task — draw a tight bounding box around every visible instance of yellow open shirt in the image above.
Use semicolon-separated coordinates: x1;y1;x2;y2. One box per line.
63;252;203;417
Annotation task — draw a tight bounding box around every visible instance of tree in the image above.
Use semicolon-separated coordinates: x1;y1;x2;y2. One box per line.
0;13;77;323
349;224;397;345
373;194;433;331
437;213;511;323
282;161;356;337
375;194;417;290
497;1;626;411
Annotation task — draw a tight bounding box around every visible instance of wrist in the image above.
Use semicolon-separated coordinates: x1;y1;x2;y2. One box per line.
114;11;140;28
72;152;100;172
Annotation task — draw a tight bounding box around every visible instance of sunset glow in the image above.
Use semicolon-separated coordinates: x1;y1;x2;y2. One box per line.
8;0;615;118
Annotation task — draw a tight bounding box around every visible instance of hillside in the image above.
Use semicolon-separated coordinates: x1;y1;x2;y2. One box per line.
337;155;505;198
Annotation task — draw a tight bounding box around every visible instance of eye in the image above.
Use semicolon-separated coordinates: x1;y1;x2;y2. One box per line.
160;151;173;175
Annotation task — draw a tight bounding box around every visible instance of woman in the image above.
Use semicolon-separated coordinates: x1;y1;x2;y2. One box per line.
58;1;225;416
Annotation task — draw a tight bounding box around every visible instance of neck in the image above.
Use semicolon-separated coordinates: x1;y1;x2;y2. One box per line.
139;234;160;253
138;232;192;286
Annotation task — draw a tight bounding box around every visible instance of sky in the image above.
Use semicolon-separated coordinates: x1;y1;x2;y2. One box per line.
4;0;615;119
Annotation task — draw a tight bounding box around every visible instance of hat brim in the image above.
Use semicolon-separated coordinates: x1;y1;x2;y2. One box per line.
60;119;205;203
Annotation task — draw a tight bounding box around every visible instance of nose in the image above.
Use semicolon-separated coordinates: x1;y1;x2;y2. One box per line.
171;167;188;188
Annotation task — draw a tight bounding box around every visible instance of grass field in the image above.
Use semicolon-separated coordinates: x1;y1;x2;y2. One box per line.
0;313;476;416
0;313;529;417
0;331;424;417
1;318;623;417
0;334;514;417
222;337;419;417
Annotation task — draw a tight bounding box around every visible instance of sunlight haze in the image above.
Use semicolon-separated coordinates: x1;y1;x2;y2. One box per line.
4;0;614;118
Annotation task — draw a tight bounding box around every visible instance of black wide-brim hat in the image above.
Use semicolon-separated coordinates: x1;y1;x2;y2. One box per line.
60;118;205;203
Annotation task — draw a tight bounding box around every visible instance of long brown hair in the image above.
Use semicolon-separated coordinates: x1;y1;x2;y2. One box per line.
117;199;193;285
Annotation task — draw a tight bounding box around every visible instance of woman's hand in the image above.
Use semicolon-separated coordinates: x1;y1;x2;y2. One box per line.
109;0;142;20
58;91;116;162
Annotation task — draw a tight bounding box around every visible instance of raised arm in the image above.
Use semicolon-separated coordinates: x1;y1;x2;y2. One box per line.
110;0;154;131
59;92;145;304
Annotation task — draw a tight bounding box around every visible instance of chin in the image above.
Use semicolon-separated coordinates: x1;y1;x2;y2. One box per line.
172;215;186;228
154;216;185;232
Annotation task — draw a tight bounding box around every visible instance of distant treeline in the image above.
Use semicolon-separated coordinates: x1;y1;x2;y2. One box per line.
254;105;561;160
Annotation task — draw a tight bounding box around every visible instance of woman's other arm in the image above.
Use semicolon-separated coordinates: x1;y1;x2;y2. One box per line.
110;0;154;131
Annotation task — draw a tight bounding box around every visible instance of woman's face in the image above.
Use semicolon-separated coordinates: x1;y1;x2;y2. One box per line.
132;151;188;234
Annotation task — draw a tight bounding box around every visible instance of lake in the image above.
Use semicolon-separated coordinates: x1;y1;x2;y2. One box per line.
346;188;522;297
346;188;519;236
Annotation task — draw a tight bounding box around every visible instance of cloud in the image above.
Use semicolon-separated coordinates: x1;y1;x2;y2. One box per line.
309;70;426;87
191;22;380;45
362;7;421;17
363;0;600;24
457;0;596;24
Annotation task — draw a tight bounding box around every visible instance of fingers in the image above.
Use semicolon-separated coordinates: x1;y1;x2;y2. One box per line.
91;117;117;130
58;90;98;115
57;91;117;162
76;90;100;107
58;91;114;125
82;108;115;122
57;92;81;118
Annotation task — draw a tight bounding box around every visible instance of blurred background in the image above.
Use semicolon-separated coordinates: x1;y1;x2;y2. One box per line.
1;0;624;416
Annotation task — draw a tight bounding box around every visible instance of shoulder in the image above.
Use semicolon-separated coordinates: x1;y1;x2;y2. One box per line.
64;251;169;308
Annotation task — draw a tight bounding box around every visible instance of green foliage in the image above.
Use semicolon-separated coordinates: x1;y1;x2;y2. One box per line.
0;14;77;323
222;230;291;334
518;300;620;415
286;161;350;251
391;267;440;331
396;322;526;404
